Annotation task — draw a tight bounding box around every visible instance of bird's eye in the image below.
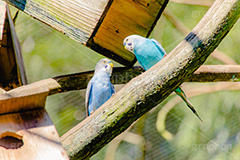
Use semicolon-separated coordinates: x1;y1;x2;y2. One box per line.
128;43;132;46
103;60;106;63
126;39;128;42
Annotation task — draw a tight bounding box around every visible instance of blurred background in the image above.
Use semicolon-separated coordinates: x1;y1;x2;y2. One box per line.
9;0;240;159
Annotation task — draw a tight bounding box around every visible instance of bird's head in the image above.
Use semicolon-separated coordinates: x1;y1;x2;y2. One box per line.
95;58;114;75
123;35;145;53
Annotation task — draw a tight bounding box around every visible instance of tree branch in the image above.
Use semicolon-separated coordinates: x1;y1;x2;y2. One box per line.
50;66;144;95
59;0;240;159
50;65;240;95
188;65;240;82
1;64;239;113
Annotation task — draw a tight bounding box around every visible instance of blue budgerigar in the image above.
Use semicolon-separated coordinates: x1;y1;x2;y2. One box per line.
85;58;115;116
123;35;202;121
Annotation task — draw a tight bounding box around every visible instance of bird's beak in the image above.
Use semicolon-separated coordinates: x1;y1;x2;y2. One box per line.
124;45;127;50
109;62;113;68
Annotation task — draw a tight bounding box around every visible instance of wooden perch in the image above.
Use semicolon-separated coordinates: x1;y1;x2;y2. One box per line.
59;0;240;159
0;1;27;90
188;65;240;82
51;66;145;95
1;64;239;99
52;65;240;94
1;64;240;115
4;0;169;67
0;64;237;102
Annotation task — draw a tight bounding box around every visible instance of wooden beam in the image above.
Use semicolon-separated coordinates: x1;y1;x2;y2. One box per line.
0;1;27;90
0;109;69;160
0;78;60;115
55;0;239;158
4;0;169;66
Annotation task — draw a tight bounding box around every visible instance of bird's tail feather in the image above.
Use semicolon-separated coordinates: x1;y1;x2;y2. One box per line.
175;87;202;122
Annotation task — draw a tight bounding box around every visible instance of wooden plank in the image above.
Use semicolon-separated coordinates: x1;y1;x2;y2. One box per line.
4;0;110;43
0;1;26;90
6;4;27;86
0;109;69;160
0;88;6;94
4;0;169;66
88;0;169;66
0;79;60;115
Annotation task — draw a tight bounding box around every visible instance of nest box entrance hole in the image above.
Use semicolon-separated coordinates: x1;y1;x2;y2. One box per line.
0;131;23;149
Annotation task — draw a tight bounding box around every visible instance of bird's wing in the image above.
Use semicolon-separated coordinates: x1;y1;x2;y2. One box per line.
150;39;167;56
111;83;115;94
85;81;93;116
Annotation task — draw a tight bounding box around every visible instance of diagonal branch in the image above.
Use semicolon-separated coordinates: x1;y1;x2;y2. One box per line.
59;0;240;159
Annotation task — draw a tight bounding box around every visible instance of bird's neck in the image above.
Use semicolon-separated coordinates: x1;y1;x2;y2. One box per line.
95;70;110;78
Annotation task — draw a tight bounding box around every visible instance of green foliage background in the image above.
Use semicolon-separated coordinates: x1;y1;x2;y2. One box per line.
10;1;240;160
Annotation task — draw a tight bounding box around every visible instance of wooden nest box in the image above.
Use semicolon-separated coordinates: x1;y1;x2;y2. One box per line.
86;0;168;66
5;0;169;67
